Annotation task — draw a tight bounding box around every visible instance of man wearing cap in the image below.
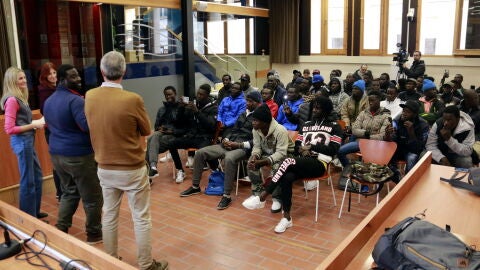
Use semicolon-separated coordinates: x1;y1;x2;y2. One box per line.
217;82;246;129
266;74;287;107
385;100;429;181
239;73;258;97
399;78;422;102
426;105;475;168
180;91;262;210
340;80;369;129
286;70;302;90
439;81;460;106
418;79;445;126
401;50;426;79
310;74;328;95
242;104;294;214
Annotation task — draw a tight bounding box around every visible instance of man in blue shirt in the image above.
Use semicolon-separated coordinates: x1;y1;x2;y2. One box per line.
43;64;103;244
277;87;304;131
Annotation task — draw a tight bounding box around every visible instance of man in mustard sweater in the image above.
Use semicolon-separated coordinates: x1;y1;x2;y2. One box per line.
85;51;168;270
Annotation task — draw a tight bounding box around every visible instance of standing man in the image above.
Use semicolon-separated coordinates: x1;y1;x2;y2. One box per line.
85;51;168;270
44;64;103;243
402;50;426;79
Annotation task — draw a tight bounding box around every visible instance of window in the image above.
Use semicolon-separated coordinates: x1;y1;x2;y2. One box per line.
455;0;480;55
206;20;225;54
362;0;381;50
419;0;456;55
325;0;346;51
387;0;403;54
310;0;321;54
227;19;246;54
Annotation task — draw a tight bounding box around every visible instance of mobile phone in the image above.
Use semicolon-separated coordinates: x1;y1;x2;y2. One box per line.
454;167;469;173
182;96;189;103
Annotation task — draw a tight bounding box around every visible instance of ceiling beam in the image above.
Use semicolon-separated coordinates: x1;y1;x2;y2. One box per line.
64;0;269;17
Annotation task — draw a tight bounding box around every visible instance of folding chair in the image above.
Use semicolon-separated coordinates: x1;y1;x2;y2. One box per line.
338;139;397;219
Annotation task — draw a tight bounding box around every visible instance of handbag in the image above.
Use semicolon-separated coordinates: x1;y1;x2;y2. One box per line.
204;170;225;196
350;160;394;196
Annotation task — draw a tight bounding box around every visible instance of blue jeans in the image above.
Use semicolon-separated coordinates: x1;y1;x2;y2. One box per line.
337;141;360;168
10;134;43;217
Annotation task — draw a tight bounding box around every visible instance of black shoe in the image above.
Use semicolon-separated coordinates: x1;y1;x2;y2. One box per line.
147;259;169;270
37;212;48;219
217;196;232;210
180;186;201;197
86;233;103;245
149;167;158;178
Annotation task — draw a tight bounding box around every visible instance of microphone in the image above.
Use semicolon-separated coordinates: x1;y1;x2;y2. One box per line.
0;222;22;260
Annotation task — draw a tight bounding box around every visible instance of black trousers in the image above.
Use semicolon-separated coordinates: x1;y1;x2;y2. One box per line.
169;136;211;170
266;157;326;213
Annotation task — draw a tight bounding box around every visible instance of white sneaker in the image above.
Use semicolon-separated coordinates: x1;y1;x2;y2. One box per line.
175;170;185;183
243;176;251;182
332;158;342;168
304;181;318;191
274;217;293;233
159;152;171;163
185;156;194;168
271;199;282;213
242;195;265;210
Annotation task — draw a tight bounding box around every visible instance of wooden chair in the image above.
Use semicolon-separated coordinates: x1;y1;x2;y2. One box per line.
289;130;337;222
338;139;397;219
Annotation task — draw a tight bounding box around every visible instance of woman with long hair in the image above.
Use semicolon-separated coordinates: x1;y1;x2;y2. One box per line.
38;62;62;201
1;67;47;218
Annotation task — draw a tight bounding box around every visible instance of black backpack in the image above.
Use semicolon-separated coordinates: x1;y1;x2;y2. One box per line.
372;215;480;269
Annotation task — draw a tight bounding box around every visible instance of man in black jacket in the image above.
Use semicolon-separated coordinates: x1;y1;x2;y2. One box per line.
401;50;426;79
180;91;262;210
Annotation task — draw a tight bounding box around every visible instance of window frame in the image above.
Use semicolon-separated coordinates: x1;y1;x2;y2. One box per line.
321;0;349;55
359;0;388;55
453;0;480;56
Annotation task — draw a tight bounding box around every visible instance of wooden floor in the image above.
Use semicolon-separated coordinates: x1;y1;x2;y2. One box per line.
40;160;381;270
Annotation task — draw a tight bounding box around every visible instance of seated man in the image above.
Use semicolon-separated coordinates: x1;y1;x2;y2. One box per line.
459;89;480;162
277;87;304;131
146;86;186;178
398;78;421;102
261;87;278;118
385;100;429;181
418;79;445;126
338;90;391;186
426;105;475;168
327;77;349;119
380;84;403;121
340;80;369;131
179;92;262;210
266;74;287;107
242;104;294;214
217;82;246;130
242;96;343;233
169;84;218;183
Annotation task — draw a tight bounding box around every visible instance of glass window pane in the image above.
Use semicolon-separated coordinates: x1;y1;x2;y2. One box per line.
311;0;321;53
387;0;403;54
206;21;225;54
327;0;344;49
227;19;246;54
249;18;254;54
193;12;205;55
419;0;456;55
363;0;381;49
460;0;480;49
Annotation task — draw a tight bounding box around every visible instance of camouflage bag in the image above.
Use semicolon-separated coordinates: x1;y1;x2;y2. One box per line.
350;160;394;196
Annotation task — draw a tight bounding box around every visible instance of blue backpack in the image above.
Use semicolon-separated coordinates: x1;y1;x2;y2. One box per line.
204;170;224;196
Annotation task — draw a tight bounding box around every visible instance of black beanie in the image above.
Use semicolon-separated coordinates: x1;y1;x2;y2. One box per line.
251;104;272;123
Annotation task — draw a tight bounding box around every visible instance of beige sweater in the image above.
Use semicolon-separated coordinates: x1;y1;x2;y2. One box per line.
85;86;151;170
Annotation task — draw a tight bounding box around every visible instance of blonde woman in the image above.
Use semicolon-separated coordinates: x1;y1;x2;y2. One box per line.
1;67;47;218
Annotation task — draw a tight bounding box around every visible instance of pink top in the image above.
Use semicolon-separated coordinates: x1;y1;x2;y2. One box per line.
3;97;22;135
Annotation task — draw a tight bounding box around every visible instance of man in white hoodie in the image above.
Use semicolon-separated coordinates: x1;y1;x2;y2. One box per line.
426;105;475;168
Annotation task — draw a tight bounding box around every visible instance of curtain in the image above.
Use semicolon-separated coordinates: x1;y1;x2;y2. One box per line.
0;1;12;96
268;0;300;64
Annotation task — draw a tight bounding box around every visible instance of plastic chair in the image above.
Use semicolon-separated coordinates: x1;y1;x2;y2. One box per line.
338;139;397;219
